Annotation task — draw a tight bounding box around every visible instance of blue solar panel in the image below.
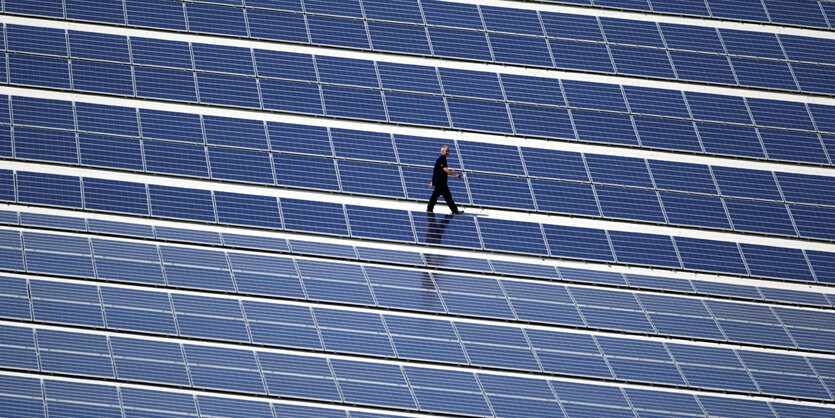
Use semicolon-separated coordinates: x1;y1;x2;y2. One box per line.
781;35;835;65
601;17;663;48
130;37;193;69
623;85;689;118
14;127;77;164
543;224;614;261
134;67;198;102
468;173;535;210
597;186;665;222
532;179;600;216
308;15;370;49
550;39;615;73
281;198;347;236
707;0;769;22
274;153;339;191
608;230;680;267
563;80;626;112
83;177;148;215
675;56;736;88
186;3;247;36
76;102;138;137
12;96;74;130
478;217;548;255
725;198;797;236
368;21;432;55
792;206;835;241
7;25;66;56
792;63;835;95
322;85;387;121
447;97;513;133
254;50;315;81
17;171;82;208
215;191;282;229
659;23;723;53
508;103;576;139
377;62;441;94
338;160;405;197
634;116;702;152
247;8;309;43
660;192;731;229
143;140;208;177
747;98;814;131
363;0;422;24
696;123;765;158
139;109;203;143
731;58;798;91
685;92;752;124
741;244;815;282
6;0;65;17
649;160;717;194
489;33;554;67
261;79;325;114
66;0;125;24
125;0;187;30
68;31;129;63
413;212;481;249
610;45;676;79
267;122;331;156
421;0;483;29
347;205;414;242
501;74;564;106
758;128;828;165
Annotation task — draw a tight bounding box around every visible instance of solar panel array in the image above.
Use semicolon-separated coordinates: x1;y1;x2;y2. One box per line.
2;0;835;417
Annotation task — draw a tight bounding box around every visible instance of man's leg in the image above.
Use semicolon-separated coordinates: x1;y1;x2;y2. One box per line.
427;186;442;212
440;186;459;213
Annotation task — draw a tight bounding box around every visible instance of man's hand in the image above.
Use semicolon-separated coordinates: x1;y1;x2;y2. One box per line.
455;173;461;179
428;182;433;188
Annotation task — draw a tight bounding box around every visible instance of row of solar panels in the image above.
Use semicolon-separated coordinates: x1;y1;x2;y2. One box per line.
4;169;834;284
534;0;835;30
2;332;832;418
5;208;832;309
6;0;835;96
6;45;835;167
7;251;835;367
11;122;835;243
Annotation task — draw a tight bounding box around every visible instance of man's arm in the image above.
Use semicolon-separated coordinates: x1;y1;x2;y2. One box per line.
443;167;461;178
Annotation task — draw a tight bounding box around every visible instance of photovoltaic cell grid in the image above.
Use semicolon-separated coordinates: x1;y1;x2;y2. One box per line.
5;0;835;416
4;2;835;95
5;208;833;309
6;94;835;240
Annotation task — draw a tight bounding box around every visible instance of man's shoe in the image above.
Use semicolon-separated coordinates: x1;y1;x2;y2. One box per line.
453;210;464;214
426;209;434;213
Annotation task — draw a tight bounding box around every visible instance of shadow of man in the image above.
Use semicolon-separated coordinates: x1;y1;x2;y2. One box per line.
421;212;453;308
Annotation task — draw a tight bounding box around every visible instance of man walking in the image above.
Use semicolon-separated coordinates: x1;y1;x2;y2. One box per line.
427;145;464;214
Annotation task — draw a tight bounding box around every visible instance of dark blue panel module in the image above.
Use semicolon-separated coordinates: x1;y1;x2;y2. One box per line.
338;160;404;197
368;21;432;55
261;79;323;114
741;244;814;282
394;135;460;168
712;166;781;200
261;353;339;400
649;160;717;194
19;212;85;231
508;104;575;139
71;60;135;96
14;128;77;164
76;102;138;137
438;68;502;101
363;0;423;23
334;360;417;409
571;287;655;333
186;3;248;36
0;375;44;416
37;330;113;378
346;205;414;242
598;338;684;385
572;110;638;146
215;191;281;229
184;345;266;393
758;128;828;165
5;0;65;17
550;39;615;73
156;227;221;245
668;51;737;85
134;67;198;102
377;62;440;94
256;53;316;85
446;97;512;133
8;54;71;89
139;109;203;143
531;179;600;216
413;211;481;248
30;280;102;327
404;367;490;415
807;251;835;284
68;31;129;63
675;237;748;274
273;153;339;191
421;0;483;29
541;12;602;41
772;403;835;418
305;0;362;17
468;173;535;210
481;5;542;35
83;178;148;215
551;381;631;416
385;316;465;362
791;205;835;240
685;92;752;124
6;25;67;56
315;56;378;89
0;97;9;125
17;172;82;208
458;142;522;175
765;0;829;27
0;324;37;369
322;85;386;121
696;123;765;158
111;337;190;385
44;380;122;416
706;0;768;22
597;185;665;222
747;98;814;131
280;198;347;236
130;37;193;69
173;294;249;342
12;97;74;130
148;185;215;222
0;127;10;159
357;246;423;266
609;230;681;267
478;217;548;255
659;23;723;53
365;267;442;312
523;148;587;181
659;192;730;229
586;154;652;188
121;388;197;417
199;398;274;418
316;308;394;357
501;74;563;106
125;0;187;31
66;0;125;24
385;91;449;127
196;73;261;108
203;116;267;150
610;45;676;79
456;322;540;371
600;17;663;48
209;147;273;184
143;141;208;177
627;389;704;416
731;58;798;91
244;302;318;348
623;86;689;118
94;241;165;285
793;63;835;95
192;43;254;75
543;224;614;261
308;15;369;49
725;198;797;236
268;122;331;156
488;33;553;67
634;117;701;152
563;80;626;112
777;173;835;206
247;9;309;43
88;219;154;238
780;35;835;65
720;29;784;59
595;0;650;10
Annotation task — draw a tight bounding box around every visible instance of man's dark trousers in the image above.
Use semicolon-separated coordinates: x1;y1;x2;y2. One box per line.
427;183;458;213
